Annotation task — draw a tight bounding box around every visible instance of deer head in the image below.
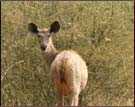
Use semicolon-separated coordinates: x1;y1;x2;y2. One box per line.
28;21;60;51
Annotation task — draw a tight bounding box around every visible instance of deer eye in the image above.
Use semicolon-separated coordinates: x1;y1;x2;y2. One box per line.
47;35;50;37
37;35;41;38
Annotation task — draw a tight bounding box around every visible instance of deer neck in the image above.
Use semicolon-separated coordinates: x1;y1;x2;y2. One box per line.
41;37;58;68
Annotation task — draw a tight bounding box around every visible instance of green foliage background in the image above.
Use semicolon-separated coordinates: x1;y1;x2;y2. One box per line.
1;1;134;106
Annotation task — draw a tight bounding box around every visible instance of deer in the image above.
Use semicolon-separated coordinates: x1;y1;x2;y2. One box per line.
28;21;88;106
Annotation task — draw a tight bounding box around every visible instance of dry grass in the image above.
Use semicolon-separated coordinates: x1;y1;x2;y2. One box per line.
1;1;134;106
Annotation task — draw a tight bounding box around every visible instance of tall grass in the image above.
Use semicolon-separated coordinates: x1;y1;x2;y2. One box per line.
1;1;134;106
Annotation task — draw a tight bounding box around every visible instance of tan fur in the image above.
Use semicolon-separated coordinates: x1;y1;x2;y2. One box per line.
52;52;72;96
51;50;88;106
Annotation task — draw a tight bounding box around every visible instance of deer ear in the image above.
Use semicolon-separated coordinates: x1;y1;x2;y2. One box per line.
50;21;60;33
28;23;39;33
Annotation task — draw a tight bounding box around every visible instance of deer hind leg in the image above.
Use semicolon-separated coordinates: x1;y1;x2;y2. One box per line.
70;88;80;106
56;92;64;106
71;93;79;106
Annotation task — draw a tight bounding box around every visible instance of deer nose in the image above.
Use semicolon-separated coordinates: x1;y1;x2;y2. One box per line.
40;44;46;50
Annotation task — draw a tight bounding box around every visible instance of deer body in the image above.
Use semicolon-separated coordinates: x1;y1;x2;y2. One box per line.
28;21;88;106
52;50;88;105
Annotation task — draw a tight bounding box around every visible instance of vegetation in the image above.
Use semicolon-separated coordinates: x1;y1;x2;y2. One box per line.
1;1;134;106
